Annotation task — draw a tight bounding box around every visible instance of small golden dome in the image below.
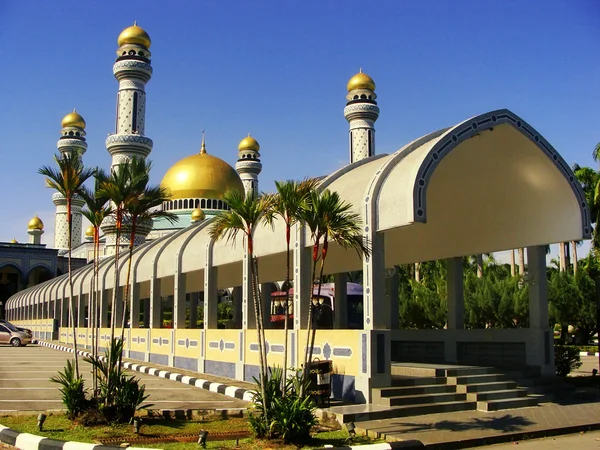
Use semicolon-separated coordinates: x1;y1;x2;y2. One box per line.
10;238;17;244
85;225;95;237
191;208;205;222
118;23;151;49
347;70;376;92
238;135;260;152
28;215;44;230
161;147;244;201
61;110;86;129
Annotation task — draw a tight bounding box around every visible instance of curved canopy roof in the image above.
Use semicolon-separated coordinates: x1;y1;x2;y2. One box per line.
7;109;590;309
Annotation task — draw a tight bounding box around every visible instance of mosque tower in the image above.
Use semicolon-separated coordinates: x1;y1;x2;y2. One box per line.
53;111;87;252
235;135;262;198
344;69;379;163
27;216;44;245
102;23;154;254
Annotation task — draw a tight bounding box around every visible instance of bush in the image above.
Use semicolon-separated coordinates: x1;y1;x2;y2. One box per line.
50;359;89;419
248;367;317;443
555;345;583;376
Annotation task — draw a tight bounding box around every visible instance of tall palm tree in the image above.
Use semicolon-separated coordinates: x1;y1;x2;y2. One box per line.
210;190;274;419
270;178;318;389
509;249;516;277
299;189;370;382
80;170;112;394
39;154;95;377
518;248;525;278
120;159;177;341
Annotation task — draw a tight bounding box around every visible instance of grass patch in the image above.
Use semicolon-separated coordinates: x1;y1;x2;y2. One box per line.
0;413;381;449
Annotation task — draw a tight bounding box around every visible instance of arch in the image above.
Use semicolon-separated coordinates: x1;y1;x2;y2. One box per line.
184;199;189;209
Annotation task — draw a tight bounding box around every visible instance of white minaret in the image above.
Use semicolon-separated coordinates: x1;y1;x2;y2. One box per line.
344;69;379;163
102;23;154;255
236;135;262;198
27;215;44;245
53;111;87;252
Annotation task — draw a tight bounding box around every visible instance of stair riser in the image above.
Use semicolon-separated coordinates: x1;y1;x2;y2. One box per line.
338;402;478;423
391;367;445;377
456;382;517;393
468;390;527;402
478;398;538;411
448;375;508;385
385;393;466;407
391;377;447;387
445;368;494;377
378;385;456;398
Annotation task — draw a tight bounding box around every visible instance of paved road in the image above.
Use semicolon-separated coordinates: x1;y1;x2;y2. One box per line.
573;355;600;377
0;344;248;412
487;429;600;449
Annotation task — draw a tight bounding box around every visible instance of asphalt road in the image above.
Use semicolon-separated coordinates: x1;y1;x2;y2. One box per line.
573;355;600;377
0;344;248;412
487;430;600;449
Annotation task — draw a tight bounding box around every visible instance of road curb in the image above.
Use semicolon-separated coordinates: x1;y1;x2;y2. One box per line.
579;351;600;357
34;340;254;404
0;424;157;450
324;441;424;449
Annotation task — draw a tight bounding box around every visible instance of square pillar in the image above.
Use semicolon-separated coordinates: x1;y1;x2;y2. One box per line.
204;266;218;329
60;298;69;327
142;298;150;328
334;273;348;329
149;278;162;329
527;245;554;376
98;290;109;328
445;257;464;363
385;267;400;330
130;282;141;328
231;287;242;329
76;295;86;328
189;292;199;328
113;287;124;329
260;283;272;329
173;272;187;329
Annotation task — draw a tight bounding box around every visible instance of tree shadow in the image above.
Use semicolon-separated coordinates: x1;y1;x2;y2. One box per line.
379;414;536;435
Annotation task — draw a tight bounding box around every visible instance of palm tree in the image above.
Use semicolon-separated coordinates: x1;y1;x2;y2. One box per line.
299;189;370;383
39;153;95;377
210;190;274;420
80;170;112;394
509;249;516;277
120;159;177;341
518;248;525;278
270;178;318;389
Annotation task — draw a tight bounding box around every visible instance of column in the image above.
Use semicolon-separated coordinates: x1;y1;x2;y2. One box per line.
334;273;348;329
446;257;464;363
130;282;141;328
113;287;124;329
142;299;150;328
242;250;254;329
527;245;554;376
149;278;162;329
173;272;187;329
232;287;242;329
203;267;218;329
60;297;69;327
260;283;272;329
189;292;199;329
99;290;109;328
386;267;400;330
76;295;86;328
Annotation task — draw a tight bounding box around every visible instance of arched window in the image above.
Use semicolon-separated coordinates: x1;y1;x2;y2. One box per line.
195;199;199;208
201;199;206;209
360;94;367;100
218;200;223;209
184;199;188;209
353;95;359;100
178;199;183;209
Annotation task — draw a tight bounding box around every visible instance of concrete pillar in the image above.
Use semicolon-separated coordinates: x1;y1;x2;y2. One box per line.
260;283;272;329
293;226;312;331
130;282;140;328
189;292;199;328
142;299;150;328
113;287;124;329
173;272;187;329
242;249;255;329
232;286;242;329
149;278;162;329
527;245;554;376
385;267;400;330
204;266;218;329
76;295;86;328
99;290;109;328
445;257;464;363
61;297;69;327
334;273;348;329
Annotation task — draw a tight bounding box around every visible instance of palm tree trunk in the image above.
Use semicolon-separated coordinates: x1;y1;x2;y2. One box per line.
282;226;291;394
559;242;566;272
91;230;98;396
510;250;516;277
121;221;137;340
476;254;483;278
572;241;578;275
303;238;320;389
415;262;421;282
110;211;122;343
67;198;80;377
518;248;525;277
308;238;328;369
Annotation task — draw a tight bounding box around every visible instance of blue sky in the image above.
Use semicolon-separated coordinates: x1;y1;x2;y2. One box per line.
0;0;598;263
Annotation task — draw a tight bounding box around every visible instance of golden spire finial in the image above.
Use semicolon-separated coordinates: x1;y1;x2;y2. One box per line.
359;67;362;73
134;20;137;26
200;130;206;154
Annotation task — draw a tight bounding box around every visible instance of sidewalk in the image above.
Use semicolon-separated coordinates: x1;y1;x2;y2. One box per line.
354;398;600;448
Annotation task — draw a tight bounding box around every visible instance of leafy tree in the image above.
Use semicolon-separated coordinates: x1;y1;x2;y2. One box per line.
39;154;94;377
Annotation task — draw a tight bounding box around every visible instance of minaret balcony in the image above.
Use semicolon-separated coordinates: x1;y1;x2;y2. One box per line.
113;60;152;82
106;134;153;156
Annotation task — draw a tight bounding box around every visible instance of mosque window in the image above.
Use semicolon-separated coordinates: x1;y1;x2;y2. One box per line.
138;51;145;57
195;199;199;208
178;200;183;209
218;200;223;209
122;51;127;56
75;132;80;137
128;50;136;56
132;92;138;133
184;199;188;209
353;95;359;100
68;131;74;136
201;199;206;209
368;95;372;100
368;130;372;156
360;94;367;100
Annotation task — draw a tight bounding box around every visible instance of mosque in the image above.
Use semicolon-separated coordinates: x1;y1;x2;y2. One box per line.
5;23;590;406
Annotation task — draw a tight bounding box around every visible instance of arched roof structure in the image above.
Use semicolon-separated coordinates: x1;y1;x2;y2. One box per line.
6;109;590;311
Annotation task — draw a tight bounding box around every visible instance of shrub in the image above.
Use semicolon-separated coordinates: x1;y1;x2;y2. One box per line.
248;367;316;443
50;359;89;419
555;345;583;376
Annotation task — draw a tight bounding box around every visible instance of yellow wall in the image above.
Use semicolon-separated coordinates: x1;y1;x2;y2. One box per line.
150;328;172;356
296;329;361;377
129;329;149;354
205;329;239;363
174;329;202;359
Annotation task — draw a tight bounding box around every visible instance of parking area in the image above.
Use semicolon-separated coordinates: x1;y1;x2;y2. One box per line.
0;344;248;412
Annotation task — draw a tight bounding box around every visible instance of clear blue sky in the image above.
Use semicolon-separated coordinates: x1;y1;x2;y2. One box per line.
0;0;598;263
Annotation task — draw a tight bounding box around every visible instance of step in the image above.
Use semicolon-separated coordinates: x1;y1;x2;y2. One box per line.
382;392;466;407
376;384;456;398
478;396;538;411
391;376;447;387
456;381;517;393
448;374;509;385
327;400;478;423
445;367;495;377
467;388;528;402
391;365;445;378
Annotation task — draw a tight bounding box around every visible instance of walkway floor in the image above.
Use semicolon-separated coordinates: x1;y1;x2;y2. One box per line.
354;397;600;448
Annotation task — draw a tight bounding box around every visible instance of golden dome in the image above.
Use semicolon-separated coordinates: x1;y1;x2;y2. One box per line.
118;23;151;49
161;146;244;201
10;238;17;244
61;110;86;129
238;135;260;152
347;70;376;92
191;208;205;222
85;225;95;237
28;215;44;230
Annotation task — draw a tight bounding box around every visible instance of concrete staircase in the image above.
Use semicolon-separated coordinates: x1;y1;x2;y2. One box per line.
324;363;539;424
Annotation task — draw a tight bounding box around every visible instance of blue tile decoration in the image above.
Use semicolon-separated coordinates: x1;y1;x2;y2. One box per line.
224;342;235;350
244;364;260;382
333;347;353;357
174;356;198;372
219;339;224;351
323;342;332;359
205;360;235;379
271;344;284;353
189;340;198;347
149;353;168;366
129;350;145;361
140;337;146;343
361;333;367;374
209;341;219;349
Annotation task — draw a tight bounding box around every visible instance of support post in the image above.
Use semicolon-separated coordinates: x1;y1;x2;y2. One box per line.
173;272;187;329
149;278;162;329
130;282;140;328
334;273;348;329
445;257;464;363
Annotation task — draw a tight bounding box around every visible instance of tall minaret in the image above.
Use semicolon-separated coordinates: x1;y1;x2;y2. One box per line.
53;111;87;252
344;69;379;163
236;135;262;198
102;23;154;255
